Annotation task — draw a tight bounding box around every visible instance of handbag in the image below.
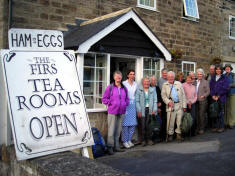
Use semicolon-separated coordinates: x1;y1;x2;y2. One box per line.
150;114;161;133
181;112;193;133
209;101;219;119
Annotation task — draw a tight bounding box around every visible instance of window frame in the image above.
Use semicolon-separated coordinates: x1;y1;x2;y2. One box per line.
229;15;235;40
143;57;161;79
82;53;110;112
182;0;199;20
137;0;157;11
182;61;196;76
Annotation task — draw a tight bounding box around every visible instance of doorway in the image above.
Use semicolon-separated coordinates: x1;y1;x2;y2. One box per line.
110;56;136;83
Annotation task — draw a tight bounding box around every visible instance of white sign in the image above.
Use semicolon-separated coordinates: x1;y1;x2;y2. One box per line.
1;50;94;160
8;28;64;50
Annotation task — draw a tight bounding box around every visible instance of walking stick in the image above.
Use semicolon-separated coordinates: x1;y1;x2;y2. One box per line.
165;81;174;142
166;106;173;142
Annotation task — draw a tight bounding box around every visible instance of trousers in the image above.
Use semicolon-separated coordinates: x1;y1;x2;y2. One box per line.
166;103;183;135
107;114;123;148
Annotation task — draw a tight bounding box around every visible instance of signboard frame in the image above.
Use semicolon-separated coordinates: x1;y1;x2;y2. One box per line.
1;49;94;160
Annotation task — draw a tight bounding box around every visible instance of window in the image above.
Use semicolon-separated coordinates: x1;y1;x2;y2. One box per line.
143;57;160;78
183;0;199;19
182;61;196;76
229;15;235;39
83;53;107;109
137;0;156;11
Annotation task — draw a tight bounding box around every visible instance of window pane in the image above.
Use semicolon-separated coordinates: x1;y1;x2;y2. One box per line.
182;62;195;76
139;0;155;9
230;17;235;38
156;71;160;79
84;67;95;81
184;0;199;19
96;68;107;95
83;53;107;109
84;95;93;109
150;0;154;7
83;81;94;95
144;58;151;69
140;0;144;5
84;53;95;66
96;54;106;67
144;70;151;77
145;0;150;6
144;58;161;79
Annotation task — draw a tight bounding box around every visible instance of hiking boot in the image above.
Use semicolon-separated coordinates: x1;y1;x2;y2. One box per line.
167;135;173;142
114;147;125;152
147;140;153;146
107;147;114;155
217;128;224;133
123;142;130;149
198;130;204;135
141;141;146;147
176;134;183;141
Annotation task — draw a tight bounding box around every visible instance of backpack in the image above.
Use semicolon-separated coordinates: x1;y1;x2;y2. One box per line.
91;127;107;158
209;101;219;119
109;83;128;97
181;112;193;133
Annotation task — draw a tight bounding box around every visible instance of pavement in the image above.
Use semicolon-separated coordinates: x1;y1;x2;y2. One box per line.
97;128;235;176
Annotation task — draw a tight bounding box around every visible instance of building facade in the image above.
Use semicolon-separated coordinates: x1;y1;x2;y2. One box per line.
0;0;235;141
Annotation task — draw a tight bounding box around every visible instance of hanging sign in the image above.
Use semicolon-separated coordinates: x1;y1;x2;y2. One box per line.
1;29;94;160
9;28;64;51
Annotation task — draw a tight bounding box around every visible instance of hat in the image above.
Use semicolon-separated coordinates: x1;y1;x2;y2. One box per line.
223;64;233;71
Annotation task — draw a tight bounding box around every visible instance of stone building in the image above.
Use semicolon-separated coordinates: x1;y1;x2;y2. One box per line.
0;0;235;142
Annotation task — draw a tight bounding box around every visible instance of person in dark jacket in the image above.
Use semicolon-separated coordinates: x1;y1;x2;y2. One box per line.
102;71;129;154
210;65;229;133
150;76;163;142
224;64;235;128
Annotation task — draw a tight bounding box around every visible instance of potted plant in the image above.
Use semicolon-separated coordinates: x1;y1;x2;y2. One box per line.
170;49;183;62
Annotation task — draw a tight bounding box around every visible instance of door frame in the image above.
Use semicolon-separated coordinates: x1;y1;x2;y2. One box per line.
110;54;142;84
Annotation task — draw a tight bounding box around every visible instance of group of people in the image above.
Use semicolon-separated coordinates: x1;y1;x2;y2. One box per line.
101;64;235;155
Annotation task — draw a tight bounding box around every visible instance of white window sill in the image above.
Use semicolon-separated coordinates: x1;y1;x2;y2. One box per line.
181;16;199;23
86;108;107;113
136;5;160;13
229;36;235;40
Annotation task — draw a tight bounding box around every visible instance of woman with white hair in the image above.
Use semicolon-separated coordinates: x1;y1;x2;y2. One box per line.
195;68;210;135
136;76;157;146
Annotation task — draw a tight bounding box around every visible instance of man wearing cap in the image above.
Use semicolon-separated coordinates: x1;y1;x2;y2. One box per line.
224;64;235;129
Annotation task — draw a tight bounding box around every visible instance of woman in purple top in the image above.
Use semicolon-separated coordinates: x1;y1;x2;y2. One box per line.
210;65;229;133
102;71;129;155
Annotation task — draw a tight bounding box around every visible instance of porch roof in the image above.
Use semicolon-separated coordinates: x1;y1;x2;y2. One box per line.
64;8;171;61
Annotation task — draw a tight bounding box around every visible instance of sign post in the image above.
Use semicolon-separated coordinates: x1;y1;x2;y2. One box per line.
1;28;94;160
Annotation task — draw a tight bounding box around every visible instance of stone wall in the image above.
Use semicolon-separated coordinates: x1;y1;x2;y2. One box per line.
0;0;9;49
220;0;235;62
7;0;225;73
0;145;129;176
88;112;108;138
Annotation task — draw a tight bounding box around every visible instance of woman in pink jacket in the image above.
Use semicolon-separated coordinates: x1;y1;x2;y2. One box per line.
183;75;197;135
102;71;129;155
